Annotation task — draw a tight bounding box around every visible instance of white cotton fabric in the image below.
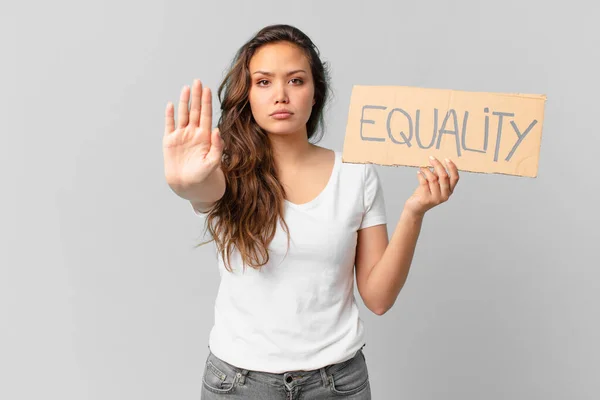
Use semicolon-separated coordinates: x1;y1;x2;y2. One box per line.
193;151;387;373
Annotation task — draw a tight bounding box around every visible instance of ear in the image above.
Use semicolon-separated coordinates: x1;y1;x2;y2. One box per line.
312;98;316;106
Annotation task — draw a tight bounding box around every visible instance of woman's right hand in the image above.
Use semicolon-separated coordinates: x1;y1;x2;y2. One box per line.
163;79;224;189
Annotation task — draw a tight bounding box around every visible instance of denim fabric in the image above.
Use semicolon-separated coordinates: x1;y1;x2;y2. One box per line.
201;345;371;399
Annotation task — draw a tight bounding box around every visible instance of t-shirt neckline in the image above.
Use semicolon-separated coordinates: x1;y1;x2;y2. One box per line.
284;151;340;211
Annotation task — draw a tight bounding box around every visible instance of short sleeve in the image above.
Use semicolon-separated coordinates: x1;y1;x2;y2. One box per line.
191;204;215;240
359;163;387;230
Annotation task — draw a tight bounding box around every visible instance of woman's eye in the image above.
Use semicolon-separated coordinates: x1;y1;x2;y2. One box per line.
256;78;302;86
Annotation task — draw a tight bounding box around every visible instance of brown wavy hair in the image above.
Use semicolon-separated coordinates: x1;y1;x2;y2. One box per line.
195;24;332;272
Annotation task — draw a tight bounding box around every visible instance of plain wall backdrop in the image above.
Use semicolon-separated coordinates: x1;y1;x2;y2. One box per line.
2;0;598;399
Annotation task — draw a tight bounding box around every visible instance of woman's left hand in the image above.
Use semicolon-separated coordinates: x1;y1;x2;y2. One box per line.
404;156;460;218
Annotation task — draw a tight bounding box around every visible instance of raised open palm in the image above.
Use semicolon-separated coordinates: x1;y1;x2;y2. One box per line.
163;79;224;188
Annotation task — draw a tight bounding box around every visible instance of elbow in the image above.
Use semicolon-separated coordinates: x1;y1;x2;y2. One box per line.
361;287;400;316
370;303;391;316
373;307;389;316
363;294;394;316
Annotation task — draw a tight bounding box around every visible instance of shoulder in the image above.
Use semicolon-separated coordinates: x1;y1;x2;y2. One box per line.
337;152;375;180
315;147;379;185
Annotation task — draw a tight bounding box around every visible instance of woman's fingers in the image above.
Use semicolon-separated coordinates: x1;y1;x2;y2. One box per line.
188;80;203;128
206;128;224;165
177;85;191;129
165;79;212;134
419;166;440;199
445;158;459;193
428;156;451;199
416;168;429;190
164;102;175;136
165;81;214;150
199;87;212;139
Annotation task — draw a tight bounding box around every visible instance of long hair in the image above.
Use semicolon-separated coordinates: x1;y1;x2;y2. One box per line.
196;24;332;272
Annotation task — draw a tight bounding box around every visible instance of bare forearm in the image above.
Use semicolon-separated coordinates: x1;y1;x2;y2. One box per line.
366;206;424;315
168;167;226;204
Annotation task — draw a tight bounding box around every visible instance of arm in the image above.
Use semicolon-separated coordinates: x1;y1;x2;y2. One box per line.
163;79;225;214
355;156;459;315
168;165;226;213
355;211;423;315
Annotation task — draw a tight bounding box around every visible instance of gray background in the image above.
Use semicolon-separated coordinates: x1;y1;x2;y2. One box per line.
2;0;598;399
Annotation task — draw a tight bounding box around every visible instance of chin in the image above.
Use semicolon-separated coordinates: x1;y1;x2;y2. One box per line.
266;129;300;137
261;122;307;136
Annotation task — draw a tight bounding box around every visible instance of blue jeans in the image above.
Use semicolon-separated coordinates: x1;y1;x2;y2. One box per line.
201;345;371;399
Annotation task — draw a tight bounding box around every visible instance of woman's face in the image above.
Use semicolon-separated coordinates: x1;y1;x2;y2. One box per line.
248;41;315;137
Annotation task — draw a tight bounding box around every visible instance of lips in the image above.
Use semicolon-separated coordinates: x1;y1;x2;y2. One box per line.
270;109;293;116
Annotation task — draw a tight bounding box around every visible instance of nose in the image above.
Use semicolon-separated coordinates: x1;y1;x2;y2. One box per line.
274;82;289;104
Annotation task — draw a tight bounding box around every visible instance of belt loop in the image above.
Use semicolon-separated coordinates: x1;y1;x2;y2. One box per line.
320;367;329;387
236;369;249;385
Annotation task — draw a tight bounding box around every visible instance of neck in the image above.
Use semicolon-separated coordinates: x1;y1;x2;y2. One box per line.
269;131;316;173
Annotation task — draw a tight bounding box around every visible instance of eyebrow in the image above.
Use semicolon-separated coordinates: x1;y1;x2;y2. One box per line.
251;69;307;76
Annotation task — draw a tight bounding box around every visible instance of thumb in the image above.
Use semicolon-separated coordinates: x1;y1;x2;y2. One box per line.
207;127;224;163
417;169;429;190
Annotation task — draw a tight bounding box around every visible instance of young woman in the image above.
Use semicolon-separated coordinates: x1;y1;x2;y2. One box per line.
163;24;459;400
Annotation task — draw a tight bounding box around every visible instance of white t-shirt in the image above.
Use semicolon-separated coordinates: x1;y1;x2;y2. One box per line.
193;150;387;373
